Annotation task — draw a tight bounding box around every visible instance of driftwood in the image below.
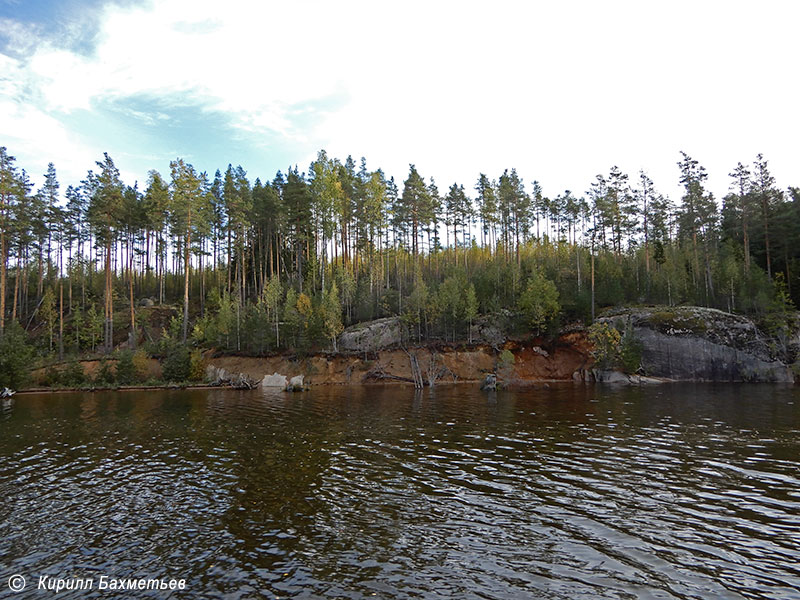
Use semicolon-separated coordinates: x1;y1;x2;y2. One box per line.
208;366;259;389
230;374;259;390
362;362;416;384
408;352;424;389
361;351;455;388
425;351;456;387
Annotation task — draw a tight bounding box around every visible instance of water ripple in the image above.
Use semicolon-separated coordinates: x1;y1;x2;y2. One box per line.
1;385;799;598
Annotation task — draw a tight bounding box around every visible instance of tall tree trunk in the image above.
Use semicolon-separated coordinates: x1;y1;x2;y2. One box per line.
104;238;113;353
742;217;750;275
182;225;192;343
129;237;136;349
761;196;771;279
0;229;6;338
11;258;19;325
59;281;64;360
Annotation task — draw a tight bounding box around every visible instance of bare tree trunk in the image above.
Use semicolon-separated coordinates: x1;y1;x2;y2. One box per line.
105;238;113;353
59;281;64;360
0;229;5;338
129;237;136;349
182;226;191;343
11;257;19;325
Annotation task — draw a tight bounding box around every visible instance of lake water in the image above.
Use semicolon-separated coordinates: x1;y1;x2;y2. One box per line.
1;384;800;599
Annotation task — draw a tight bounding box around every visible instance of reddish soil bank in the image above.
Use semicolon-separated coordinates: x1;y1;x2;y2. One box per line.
27;332;593;389
209;332;592;385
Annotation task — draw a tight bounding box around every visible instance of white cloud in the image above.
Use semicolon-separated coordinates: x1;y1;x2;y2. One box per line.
0;0;799;199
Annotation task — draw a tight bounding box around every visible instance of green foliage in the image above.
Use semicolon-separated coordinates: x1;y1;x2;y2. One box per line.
588;322;622;370
648;310;707;333
588;320;642;373
132;350;150;380
517;268;560;334
189;349;205;381
40;286;56;352
464;283;478;341
497;348;516;384
618;322;643;374
42;365;61;387
162;345;191;382
115;350;136;385
0;322;34;389
759;274;796;354
321;281;343;350
83;304;104;352
95;359;116;385
61;361;86;387
6;143;800;362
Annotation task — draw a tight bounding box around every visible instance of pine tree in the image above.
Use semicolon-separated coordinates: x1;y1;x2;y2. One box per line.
0;147;20;337
751;153;779;279
169;158;210;342
86;153;124;353
396;165;429;256
475;174;497;250
728;162;753;274
322;281;343;351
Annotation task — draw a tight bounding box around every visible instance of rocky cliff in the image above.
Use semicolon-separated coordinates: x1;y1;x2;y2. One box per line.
598;306;795;382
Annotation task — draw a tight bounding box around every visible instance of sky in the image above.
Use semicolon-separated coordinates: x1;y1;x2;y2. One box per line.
0;0;798;204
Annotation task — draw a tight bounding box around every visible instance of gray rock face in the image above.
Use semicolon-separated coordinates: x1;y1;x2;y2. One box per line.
469;311;512;348
338;317;407;352
599;307;794;382
635;328;793;382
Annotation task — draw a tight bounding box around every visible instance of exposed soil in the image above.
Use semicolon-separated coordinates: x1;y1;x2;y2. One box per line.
208;331;592;386
27;332;593;390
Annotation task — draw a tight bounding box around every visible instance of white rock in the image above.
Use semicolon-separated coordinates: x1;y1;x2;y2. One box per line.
262;373;288;388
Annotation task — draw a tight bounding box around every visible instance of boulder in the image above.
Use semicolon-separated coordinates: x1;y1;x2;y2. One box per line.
338;317;407;352
480;373;497;391
286;375;306;392
262;373;288;388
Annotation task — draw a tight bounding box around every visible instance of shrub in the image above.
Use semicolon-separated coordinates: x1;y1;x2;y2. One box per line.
588;320;642;373
497;348;516;384
162;345;191;382
95;359;116;385
189;349;205;381
618;322;643;374
61;361;86;386
115;350;136;385
42;365;62;387
132;350;150;381
588;322;621;370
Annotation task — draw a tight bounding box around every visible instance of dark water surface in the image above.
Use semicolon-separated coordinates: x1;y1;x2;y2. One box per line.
1;384;800;599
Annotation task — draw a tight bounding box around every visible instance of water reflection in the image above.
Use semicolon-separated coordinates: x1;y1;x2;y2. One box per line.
0;384;799;598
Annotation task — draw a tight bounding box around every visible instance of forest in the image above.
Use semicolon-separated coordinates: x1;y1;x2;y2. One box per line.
0;145;797;385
